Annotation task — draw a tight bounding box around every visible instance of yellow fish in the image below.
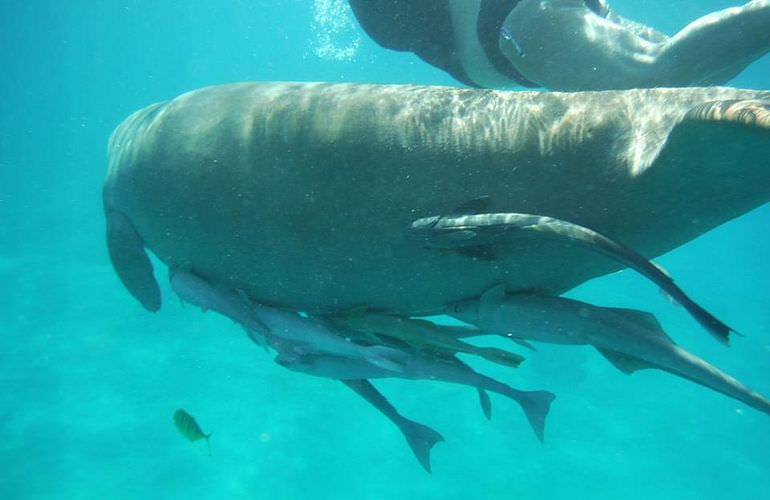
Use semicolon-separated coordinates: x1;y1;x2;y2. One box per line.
173;409;211;456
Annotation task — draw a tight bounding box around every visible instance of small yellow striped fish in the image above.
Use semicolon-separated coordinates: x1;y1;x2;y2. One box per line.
173;409;211;456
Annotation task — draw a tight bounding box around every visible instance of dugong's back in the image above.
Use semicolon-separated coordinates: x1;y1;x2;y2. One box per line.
103;82;770;314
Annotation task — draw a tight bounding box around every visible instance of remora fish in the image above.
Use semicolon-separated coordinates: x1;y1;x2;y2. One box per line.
329;308;526;368
409;197;736;345
320;312;504;419
276;343;556;443
169;269;406;372
448;285;770;416
173;409;212;455
169;269;444;472
273;325;496;420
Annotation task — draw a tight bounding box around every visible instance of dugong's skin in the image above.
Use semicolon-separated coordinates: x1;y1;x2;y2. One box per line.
103;82;770;314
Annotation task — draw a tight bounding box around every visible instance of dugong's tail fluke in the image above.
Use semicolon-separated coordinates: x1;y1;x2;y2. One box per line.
342;379;444;473
104;209;161;312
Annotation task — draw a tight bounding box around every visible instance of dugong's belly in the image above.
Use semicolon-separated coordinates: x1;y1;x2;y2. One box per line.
104;82;770;314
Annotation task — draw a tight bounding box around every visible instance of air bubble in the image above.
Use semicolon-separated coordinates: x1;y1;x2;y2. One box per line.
310;0;360;61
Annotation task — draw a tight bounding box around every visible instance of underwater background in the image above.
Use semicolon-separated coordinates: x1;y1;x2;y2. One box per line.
1;1;768;498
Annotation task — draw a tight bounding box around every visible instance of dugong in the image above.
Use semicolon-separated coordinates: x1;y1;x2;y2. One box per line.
103;82;770;315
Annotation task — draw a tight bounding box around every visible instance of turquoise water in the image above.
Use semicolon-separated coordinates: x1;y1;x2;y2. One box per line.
1;1;769;498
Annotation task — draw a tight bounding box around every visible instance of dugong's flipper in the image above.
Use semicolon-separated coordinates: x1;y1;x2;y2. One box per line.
342;379;444;473
105;209;161;312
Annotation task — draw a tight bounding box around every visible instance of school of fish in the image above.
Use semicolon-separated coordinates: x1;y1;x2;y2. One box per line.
165;201;770;472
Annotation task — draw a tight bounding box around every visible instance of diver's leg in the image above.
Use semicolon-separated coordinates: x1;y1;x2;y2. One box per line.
499;0;670;90
653;0;770;86
500;0;770;90
600;2;668;43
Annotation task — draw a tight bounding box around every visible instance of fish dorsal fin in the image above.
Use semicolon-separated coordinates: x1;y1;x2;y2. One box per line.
480;284;506;308
477;389;492;420
595;347;656;375
607;307;674;343
450;195;491;215
235;288;273;334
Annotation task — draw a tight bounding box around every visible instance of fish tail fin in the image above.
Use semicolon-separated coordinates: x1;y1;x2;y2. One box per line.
397;417;444;473
661;286;737;345
513;390;556;443
687;298;739;345
476;347;525;368
342;379;442;473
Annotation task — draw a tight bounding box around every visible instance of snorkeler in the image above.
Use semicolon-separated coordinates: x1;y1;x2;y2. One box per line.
347;0;770;91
